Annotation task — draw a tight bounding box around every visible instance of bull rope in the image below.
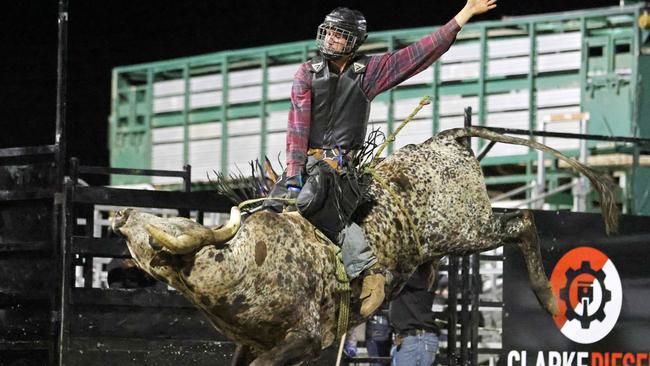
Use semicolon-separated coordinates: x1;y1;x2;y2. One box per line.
327;244;351;341
363;96;432;262
368;96;431;169
236;197;296;210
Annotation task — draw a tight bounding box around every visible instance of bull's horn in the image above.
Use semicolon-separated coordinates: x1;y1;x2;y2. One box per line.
146;224;204;255
211;206;241;244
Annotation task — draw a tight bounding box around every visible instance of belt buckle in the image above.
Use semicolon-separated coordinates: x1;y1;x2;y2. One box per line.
323;149;338;159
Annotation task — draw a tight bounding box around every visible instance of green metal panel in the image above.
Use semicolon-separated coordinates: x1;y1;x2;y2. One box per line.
477;26;487;146
632;167;650;215
431;62;440;135
637;53;650;138
583;32;635;144
110;76;151;185
260;52;269;164
182;64;190;166
221;58;229;176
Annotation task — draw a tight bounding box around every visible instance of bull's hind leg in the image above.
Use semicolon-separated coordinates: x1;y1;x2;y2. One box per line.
498;210;559;316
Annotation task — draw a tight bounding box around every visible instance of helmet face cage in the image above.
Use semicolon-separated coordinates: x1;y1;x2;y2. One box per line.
316;23;358;59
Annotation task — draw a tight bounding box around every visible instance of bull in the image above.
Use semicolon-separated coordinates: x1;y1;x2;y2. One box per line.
111;127;618;365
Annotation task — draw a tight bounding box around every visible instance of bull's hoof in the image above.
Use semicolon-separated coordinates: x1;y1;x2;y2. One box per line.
547;295;560;317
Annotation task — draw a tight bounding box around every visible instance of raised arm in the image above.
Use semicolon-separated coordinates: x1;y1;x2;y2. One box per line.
364;0;497;99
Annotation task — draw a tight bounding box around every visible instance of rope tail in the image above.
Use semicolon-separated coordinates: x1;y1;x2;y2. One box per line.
439;127;619;234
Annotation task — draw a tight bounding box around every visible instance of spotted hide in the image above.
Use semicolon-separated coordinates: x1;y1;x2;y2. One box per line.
111;127;618;366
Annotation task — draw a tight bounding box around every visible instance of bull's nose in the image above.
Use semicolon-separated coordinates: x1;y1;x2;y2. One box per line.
110;208;132;234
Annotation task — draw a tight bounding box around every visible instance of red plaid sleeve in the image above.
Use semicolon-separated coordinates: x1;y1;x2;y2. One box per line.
285;62;312;177
364;18;461;99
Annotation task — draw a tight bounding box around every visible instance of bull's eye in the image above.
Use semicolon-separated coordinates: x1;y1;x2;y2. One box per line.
148;235;162;250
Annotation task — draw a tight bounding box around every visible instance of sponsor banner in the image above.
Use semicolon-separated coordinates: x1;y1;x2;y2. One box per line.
503;212;650;365
506;351;650;366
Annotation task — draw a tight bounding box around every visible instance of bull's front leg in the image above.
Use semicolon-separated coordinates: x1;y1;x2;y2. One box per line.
231;344;256;366
250;331;322;366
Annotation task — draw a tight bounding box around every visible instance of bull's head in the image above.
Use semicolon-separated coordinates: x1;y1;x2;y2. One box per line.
110;208;165;276
111;207;242;256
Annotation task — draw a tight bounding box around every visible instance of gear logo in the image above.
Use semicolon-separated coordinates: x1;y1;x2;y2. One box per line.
550;247;622;344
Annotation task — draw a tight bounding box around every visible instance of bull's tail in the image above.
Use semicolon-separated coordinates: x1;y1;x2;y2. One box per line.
439;127;619;234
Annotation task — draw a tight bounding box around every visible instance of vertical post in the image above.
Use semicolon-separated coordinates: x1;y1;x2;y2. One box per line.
463;107;472;150
630;5;642;213
631;144;640;214
182;64;190;167
447;257;459;366
535;119;547;209
527;22;537;133
529;22;540;209
69;158;78;193
144;69;154;182
55;1;69;364
460;255;471;365
575;116;590;212
179;164;192;218
55;0;69;189
387;35;396;155
477;26;488;151
109;70;118;173
470;254;481;366
260;52;269;163
58;175;74;366
579;17;588;120
221;58;230;175
431;61;441;136
577;16;589;213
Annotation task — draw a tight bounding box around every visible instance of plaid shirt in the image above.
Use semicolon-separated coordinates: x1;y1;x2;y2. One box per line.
286;18;461;177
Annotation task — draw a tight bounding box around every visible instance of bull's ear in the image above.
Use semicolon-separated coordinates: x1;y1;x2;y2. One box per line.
263;156;279;185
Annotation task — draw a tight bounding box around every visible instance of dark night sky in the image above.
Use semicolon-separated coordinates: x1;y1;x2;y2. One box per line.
1;0;620;168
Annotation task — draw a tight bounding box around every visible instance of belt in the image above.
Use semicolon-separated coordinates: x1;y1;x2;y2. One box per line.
307;148;356;170
394;328;436;349
397;328;435;337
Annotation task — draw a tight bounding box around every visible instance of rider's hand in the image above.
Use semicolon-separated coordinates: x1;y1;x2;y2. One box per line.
284;175;303;211
456;0;496;27
466;0;497;16
286;186;301;200
286;175;303;198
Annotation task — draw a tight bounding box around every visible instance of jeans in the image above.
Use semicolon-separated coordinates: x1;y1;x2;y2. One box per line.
391;332;439;366
366;339;392;366
340;222;376;279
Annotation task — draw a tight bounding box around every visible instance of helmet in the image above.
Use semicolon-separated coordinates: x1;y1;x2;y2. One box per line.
316;7;367;60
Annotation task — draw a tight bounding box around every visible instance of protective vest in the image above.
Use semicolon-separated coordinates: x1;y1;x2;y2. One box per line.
308;55;371;150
